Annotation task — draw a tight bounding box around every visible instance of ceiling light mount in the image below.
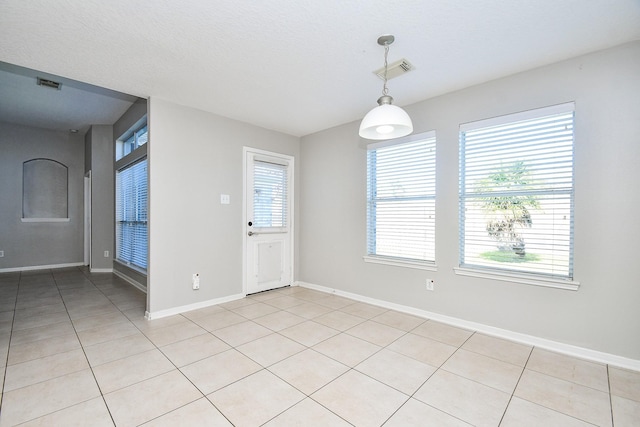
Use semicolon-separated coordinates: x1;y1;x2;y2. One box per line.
377;34;395;47
359;34;413;140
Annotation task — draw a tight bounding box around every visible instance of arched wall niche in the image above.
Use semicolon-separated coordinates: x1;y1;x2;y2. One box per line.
22;158;69;219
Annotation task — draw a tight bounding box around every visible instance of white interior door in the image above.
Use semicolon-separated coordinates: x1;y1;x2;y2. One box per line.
244;148;293;295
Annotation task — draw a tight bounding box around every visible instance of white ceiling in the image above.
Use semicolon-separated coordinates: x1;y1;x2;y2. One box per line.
1;0;639;137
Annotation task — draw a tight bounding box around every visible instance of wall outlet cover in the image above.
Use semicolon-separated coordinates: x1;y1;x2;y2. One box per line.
426;279;434;291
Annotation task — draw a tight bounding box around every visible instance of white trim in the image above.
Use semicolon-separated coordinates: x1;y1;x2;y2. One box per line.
84;172;91;267
0;262;84;273
89;268;113;273
115;137;147;170
460;102;575;132
295;280;640;371
454;267;579;291
145;293;245;320
253;154;289;166
21;218;70;222
363;255;437;271
366;129;436;150
113;269;147;293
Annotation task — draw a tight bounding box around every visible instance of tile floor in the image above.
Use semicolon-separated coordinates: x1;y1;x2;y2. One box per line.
0;267;639;426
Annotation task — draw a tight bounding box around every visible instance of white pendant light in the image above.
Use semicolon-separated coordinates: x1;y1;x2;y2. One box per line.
359;35;413;140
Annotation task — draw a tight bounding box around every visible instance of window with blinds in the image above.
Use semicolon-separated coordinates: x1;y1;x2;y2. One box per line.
459;103;575;278
253;160;288;229
116;158;148;270
116;124;148;161
367;132;436;263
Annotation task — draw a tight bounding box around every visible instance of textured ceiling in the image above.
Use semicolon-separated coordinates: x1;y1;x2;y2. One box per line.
0;0;639;137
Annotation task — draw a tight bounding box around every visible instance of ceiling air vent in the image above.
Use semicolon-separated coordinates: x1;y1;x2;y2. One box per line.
374;58;415;80
37;77;62;90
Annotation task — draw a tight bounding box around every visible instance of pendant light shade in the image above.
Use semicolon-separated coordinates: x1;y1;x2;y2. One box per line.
359;35;413;140
359;95;413;140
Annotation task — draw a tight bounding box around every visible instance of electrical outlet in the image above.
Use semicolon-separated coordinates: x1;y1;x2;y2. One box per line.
103;250;109;257
192;273;200;290
426;279;435;291
0;250;4;257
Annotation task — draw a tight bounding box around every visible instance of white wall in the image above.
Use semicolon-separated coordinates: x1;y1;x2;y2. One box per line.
299;42;640;360
147;98;300;314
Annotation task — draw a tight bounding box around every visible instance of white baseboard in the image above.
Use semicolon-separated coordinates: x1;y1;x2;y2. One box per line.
89;268;113;273
295;281;640;372
145;293;246;320
0;262;84;273
113;269;147;293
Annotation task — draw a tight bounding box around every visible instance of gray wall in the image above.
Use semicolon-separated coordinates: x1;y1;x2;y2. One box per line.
147;98;300;313
299;42;640;360
0;122;84;269
85;125;114;271
114;98;147;142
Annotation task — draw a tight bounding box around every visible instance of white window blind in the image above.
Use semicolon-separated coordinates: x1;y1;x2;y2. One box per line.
459;103;575;278
116;158;148;270
253;160;288;228
367;133;436;262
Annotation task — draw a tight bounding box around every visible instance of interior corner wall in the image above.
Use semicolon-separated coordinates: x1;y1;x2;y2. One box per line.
147;98;300;314
113;98;147;140
86;125;114;271
0;122;84;269
299;41;640;360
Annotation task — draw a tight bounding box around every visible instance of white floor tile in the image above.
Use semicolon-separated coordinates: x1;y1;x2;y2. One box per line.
3;268;638;427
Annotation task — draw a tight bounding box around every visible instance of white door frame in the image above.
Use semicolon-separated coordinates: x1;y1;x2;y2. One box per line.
84;171;92;268
242;147;295;295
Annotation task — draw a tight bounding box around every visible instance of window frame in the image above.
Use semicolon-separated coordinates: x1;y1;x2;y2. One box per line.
115;121;148;273
456;103;579;290
363;131;437;271
116;123;148;161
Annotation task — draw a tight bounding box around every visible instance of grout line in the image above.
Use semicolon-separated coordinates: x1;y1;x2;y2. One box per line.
0;271;21;412
607;364;615;427
52;267;118;427
496;344;534;426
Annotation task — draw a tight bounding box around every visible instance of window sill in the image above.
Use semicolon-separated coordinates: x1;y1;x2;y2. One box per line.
453;267;579;291
21;218;70;223
363;255;437;271
114;259;147;276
